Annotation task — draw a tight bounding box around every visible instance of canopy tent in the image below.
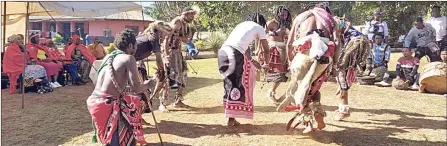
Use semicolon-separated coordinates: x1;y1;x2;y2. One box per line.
1;1;143;49
1;1;145;109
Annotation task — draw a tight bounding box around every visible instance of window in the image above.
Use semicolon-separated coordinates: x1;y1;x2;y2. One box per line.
125;26;139;35
103;29;111;37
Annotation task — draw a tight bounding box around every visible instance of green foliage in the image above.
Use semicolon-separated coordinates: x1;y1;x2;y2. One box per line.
194;39;207;51
105;43;116;54
205;32;227;54
144;1;447;43
52;33;63;45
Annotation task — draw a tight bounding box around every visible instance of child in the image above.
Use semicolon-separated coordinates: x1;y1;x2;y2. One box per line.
376;48;420;90
441;50;447;63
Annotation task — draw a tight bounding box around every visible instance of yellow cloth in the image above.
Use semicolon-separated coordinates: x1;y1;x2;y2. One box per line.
37;50;47;60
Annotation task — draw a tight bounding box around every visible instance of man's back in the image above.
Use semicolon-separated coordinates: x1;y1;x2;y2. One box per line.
223;21;266;53
93;54;133;98
134;34;160;61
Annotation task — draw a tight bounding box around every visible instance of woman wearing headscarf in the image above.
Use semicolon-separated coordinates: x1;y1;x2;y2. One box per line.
26;34;62;88
259;5;292;104
65;34;96;82
3;34;26;94
46;39;85;85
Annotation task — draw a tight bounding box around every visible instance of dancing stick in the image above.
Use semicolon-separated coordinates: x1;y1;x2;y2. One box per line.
137;70;164;145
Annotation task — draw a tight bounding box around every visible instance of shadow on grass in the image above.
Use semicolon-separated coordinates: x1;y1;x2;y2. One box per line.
1;84;95;146
323;105;447;130
186;105;279;115
143;120;304;139
149;77;221;111
144;142;191;146
310;123;446;146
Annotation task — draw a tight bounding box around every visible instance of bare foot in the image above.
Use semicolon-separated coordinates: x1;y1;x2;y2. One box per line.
174;101;190;108
302;122;314;134
159;105;170;113
334;111;350;121
314;112;326;130
266;89;278;104
227;119;240;127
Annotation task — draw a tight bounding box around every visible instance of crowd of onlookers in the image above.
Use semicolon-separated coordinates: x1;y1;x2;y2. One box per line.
359;6;446;92
2;33;106;94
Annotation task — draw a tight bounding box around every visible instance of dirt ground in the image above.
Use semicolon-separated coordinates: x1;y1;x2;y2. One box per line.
1;53;446;146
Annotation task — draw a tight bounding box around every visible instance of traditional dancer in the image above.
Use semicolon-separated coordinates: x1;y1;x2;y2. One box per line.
218;13;270;126
258;5;292;104
86;29;154;146
277;2;340;133
160;6;199;111
134;21;174;113
334;16;370;121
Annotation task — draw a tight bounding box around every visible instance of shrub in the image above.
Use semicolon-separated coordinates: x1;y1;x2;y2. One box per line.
206;32;227;54
52;33;63;46
194;39;208;51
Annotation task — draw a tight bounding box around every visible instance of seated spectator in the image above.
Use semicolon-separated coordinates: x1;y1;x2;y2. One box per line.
364;33;391;81
87;37;107;60
63;37;72;53
3;34;26;94
376;48;420;90
64;34;96;83
24;59;53;93
46;40;85;85
26;34;62;88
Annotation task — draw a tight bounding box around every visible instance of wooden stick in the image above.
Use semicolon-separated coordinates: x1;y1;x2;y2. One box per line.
2;2;6;51
137;70;164;146
22;2;30;109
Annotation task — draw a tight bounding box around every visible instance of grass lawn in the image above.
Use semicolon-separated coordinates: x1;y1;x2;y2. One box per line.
1;53;445;146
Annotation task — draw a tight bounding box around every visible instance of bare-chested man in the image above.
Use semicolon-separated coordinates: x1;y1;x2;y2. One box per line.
86;29;154;146
160;6;199;112
259;5;292;104
282;2;340;133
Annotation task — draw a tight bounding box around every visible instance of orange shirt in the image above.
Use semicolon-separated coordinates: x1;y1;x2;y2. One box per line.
87;43;106;59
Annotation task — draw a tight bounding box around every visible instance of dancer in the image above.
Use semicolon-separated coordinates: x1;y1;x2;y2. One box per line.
134;21;174;112
87;29;154;146
258;5;292;104
218;13;270;126
334;16;371;121
277;2;340;133
161;6;199;111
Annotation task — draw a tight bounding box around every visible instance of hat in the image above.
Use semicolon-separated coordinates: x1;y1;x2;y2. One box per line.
374;9;383;15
